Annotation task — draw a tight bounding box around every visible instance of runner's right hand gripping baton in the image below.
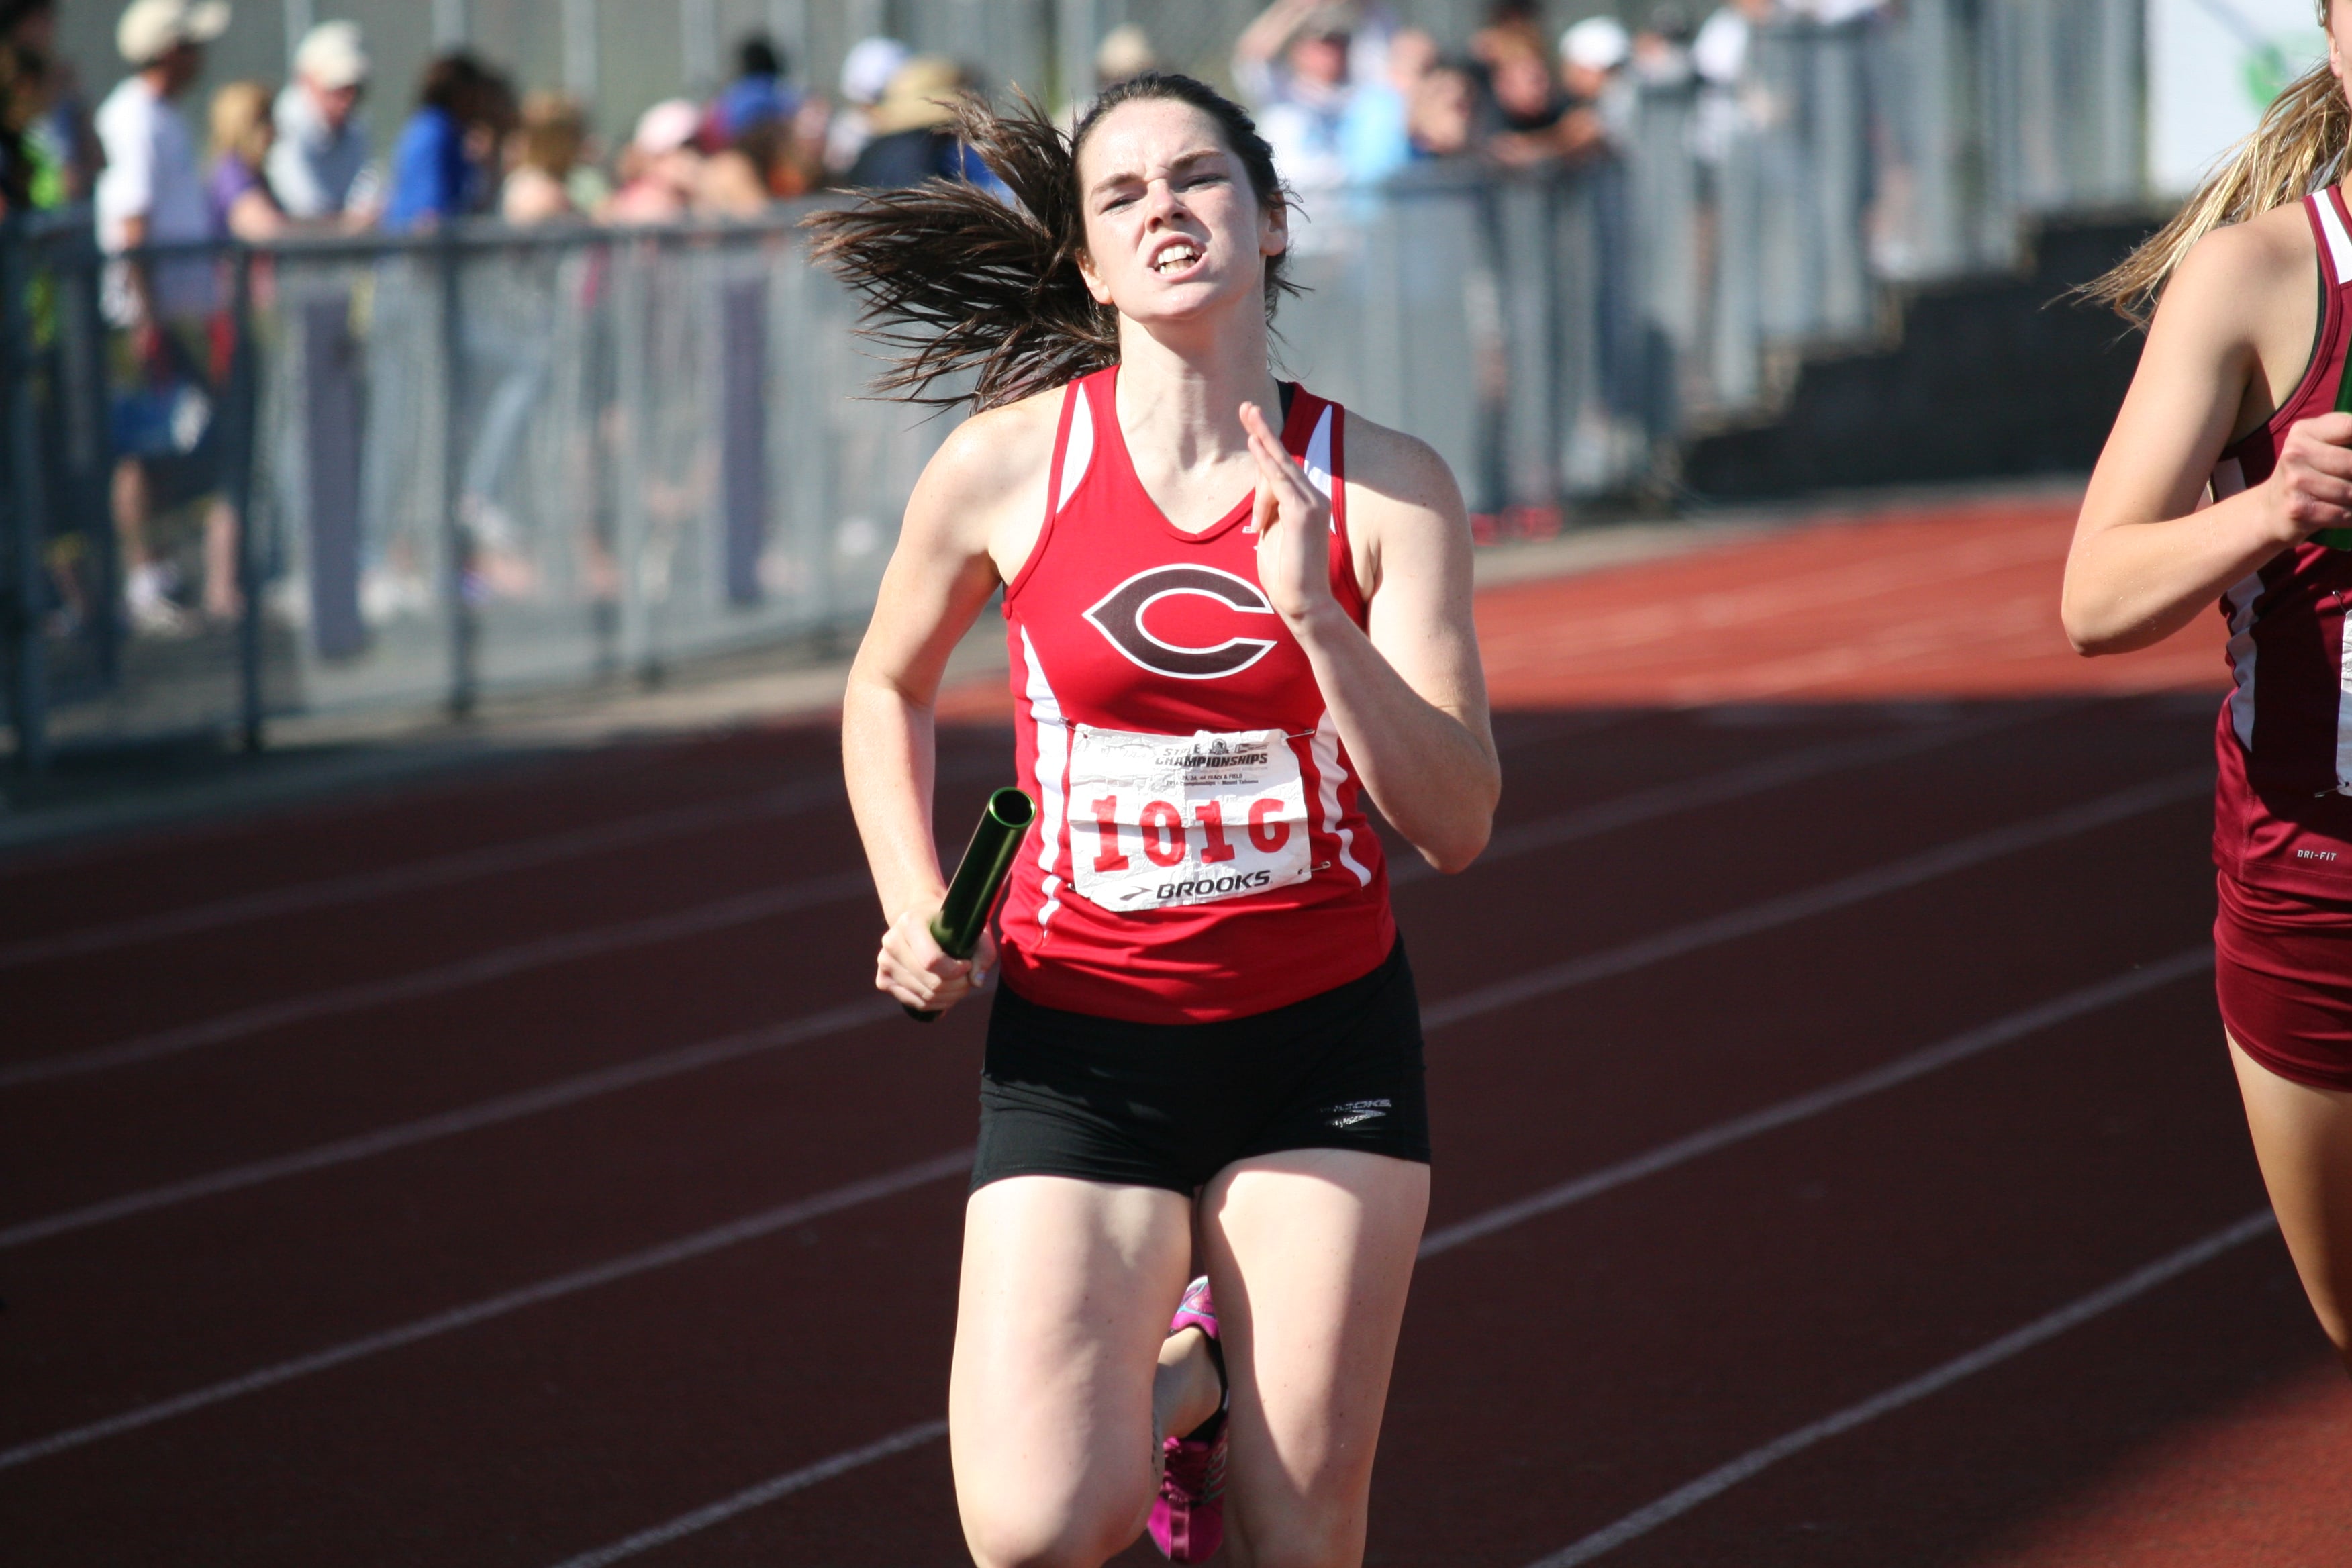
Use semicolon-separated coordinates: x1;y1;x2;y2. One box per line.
906;787;1036;1022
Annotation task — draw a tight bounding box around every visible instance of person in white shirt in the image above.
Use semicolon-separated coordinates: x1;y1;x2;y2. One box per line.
95;0;239;631
1692;0;1775;165
1233;0;1360;249
96;0;221;325
268;20;376;222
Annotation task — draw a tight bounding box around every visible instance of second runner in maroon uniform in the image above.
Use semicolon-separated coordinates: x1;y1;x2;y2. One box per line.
2067;0;2352;1379
2203;185;2352;1093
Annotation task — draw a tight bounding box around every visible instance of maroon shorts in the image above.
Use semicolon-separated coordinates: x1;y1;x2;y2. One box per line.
2215;873;2352;1091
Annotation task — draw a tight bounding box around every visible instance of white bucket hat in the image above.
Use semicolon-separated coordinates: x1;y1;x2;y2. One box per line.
295;20;369;90
117;0;230;66
1560;17;1632;73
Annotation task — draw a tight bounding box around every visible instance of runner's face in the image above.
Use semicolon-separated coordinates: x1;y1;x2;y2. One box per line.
2334;2;2351;98
1075;99;1285;326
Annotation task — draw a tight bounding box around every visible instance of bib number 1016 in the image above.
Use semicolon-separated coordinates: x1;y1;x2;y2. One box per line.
1089;794;1291;871
1066;725;1314;912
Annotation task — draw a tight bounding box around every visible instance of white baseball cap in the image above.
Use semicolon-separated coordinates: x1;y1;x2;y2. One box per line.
839;36;912;107
1560;17;1632;72
295;20;368;89
117;0;230;66
632;98;702;158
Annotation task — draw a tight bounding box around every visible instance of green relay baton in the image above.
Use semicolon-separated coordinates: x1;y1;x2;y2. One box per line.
906;787;1036;1022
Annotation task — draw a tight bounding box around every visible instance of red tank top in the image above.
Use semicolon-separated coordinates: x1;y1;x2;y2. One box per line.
2207;187;2352;897
995;366;1396;1023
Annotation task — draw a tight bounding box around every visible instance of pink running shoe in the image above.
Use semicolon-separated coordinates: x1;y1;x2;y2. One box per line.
1150;1277;1228;1563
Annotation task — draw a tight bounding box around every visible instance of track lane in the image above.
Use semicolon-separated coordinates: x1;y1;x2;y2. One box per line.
1527;1211;2282;1567
0;709;1781;1071
0;728;2229;1542
1;702;2106;1226
1365;975;2267;1565
4;714;2201;1326
0;720;884;914
0;709;2025;1240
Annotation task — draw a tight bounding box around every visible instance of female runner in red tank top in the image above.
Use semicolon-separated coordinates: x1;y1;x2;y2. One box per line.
816;75;1496;1566
2067;1;2352;1376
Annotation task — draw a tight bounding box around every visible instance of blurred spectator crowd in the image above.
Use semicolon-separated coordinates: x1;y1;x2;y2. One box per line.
0;0;1893;638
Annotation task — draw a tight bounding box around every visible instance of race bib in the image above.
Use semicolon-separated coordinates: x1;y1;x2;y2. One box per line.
1067;724;1313;912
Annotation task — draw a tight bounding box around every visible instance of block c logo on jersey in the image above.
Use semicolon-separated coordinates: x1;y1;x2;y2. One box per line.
1083;565;1279;680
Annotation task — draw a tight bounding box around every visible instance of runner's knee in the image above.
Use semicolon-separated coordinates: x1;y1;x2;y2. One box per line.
961;1489;1149;1568
1228;1498;1364;1568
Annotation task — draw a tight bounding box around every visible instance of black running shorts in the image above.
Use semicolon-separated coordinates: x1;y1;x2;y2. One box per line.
971;938;1432;1195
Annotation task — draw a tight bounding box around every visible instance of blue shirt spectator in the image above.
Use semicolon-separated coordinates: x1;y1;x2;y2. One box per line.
714;34;797;142
383;52;506;232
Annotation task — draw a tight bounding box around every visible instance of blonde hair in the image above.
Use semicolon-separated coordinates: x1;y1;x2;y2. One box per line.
516;90;586;177
208;79;275;169
2090;3;2346;324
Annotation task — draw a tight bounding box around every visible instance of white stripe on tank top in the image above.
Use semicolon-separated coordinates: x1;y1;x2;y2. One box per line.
2316;190;2352;285
1302;404;1338;528
1020;628;1071;932
1058;384;1096;513
1310;710;1373;887
2339;609;2352;793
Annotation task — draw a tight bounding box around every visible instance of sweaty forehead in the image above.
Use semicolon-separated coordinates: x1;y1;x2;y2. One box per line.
1077;100;1234;188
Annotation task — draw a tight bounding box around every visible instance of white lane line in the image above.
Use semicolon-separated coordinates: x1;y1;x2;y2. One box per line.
0;752;1020;970
523;952;2209;1565
1421;772;2208;1031
0;871;875;1089
1523;1210;2280;1568
1420;949;2212;1258
543;1419;952;1568
0;712;1625;974
0;1150;972;1474
0;783;836;971
0;999;897;1249
1390;710;2030;889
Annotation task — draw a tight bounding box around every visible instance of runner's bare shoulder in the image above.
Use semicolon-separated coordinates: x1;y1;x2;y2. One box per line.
1332;411;1471;601
2164;200;2318;354
908;385;1066;569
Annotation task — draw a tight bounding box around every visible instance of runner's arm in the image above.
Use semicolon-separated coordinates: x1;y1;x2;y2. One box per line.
2064;222;2348;654
843;401;1050;1010
1242;403;1498;875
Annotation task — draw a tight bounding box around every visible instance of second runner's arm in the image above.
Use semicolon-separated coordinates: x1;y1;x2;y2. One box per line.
2064;214;2352;655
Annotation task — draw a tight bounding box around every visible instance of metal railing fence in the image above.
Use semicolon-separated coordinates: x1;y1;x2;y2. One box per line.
0;2;2149;765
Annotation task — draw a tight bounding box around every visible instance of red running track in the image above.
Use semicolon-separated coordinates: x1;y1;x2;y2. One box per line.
3;491;2346;1567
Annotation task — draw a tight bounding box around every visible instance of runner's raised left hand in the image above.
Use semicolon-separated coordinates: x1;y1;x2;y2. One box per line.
1240;400;1334;626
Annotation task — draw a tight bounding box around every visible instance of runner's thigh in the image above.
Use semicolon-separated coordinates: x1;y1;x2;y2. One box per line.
951;1174;1196;1567
2230;1036;2352;1362
1200;1149;1431;1568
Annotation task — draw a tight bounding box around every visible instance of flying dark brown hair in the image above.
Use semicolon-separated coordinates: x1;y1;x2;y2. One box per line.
803;73;1295;411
